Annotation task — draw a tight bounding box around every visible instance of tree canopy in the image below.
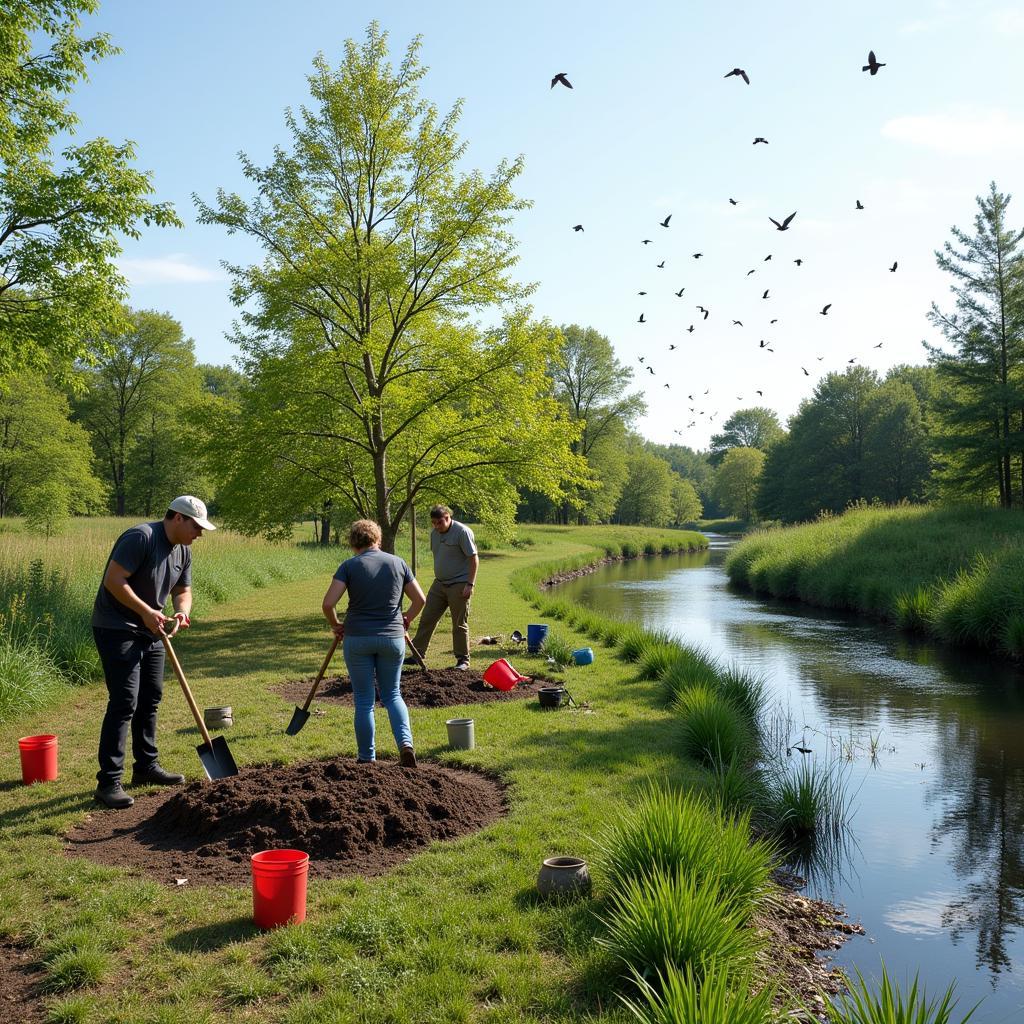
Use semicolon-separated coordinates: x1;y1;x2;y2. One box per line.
0;0;180;379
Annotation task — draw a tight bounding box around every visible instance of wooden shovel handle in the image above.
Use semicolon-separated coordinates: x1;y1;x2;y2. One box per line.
161;633;215;749
404;633;428;672
301;633;341;713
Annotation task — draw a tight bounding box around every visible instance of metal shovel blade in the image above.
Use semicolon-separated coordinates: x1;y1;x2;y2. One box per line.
285;706;310;736
196;735;239;780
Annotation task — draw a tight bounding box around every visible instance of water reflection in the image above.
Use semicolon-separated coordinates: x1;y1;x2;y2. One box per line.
556;540;1024;1017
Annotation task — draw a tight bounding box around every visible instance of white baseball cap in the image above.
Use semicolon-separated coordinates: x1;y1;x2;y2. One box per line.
168;495;216;530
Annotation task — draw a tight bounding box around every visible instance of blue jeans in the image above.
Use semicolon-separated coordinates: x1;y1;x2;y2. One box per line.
342;634;412;761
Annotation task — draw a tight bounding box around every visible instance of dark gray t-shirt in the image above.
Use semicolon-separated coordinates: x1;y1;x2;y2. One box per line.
430;520;477;584
333;549;414;637
92;522;192;633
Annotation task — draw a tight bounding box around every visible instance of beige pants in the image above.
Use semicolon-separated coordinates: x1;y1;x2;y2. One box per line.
412;579;471;661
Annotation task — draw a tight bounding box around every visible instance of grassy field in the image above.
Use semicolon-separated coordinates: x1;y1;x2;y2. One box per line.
725;504;1024;657
3;524;760;1024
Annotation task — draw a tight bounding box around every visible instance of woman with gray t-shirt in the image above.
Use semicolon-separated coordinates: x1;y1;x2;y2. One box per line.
322;519;426;766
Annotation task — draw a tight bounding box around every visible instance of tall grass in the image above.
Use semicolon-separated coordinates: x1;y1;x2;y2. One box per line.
726;504;1024;657
0;633;65;723
597;786;774;918
765;757;854;840
622;961;777;1024
599;869;762;981
825;966;978;1024
675;685;754;768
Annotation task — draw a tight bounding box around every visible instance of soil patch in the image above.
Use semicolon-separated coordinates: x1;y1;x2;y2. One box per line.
65;757;507;887
275;667;552;709
756;870;863;1019
0;939;47;1023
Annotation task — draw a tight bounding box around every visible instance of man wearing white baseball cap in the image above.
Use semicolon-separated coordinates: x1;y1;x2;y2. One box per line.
91;496;215;809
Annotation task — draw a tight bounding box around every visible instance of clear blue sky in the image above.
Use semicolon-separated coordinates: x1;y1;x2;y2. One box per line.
73;0;1024;447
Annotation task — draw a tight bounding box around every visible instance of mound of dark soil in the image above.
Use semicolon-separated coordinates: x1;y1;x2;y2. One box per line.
276;667;550;709
65;757;507;887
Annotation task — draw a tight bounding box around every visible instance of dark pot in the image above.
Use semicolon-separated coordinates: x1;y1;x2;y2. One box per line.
538;686;566;709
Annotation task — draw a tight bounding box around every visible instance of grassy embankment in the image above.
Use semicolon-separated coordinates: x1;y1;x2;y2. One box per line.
725;504;1024;658
0;523;902;1023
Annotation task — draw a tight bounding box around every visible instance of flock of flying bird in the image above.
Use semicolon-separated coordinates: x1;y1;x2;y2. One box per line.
553;52;893;436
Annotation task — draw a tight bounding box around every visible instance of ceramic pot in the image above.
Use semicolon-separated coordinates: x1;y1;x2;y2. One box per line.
537;856;591;897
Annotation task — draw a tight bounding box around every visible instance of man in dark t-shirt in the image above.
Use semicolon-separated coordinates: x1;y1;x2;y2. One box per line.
91;495;215;809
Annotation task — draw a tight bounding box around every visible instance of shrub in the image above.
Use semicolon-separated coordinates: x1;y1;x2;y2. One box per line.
541;632;574;670
766;757;852;839
716;665;767;724
599;869;760;981
0;632;66;723
824;965;978;1024
621;960;777;1024
597;786;773;919
710;755;767;819
676;686;753;768
617;625;652;663
635;640;683;681
658;648;720;705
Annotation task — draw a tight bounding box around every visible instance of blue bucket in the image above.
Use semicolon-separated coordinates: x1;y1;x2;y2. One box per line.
572;647;594;666
527;624;549;653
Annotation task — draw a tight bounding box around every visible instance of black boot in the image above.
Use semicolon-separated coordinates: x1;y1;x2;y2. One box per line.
94;783;134;809
131;763;185;786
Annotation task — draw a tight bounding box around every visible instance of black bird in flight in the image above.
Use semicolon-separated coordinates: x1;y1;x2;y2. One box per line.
724;68;750;84
747;269;756;276
874;342;883;348
647;366;655;375
759;339;767;347
656;260;665;268
770;211;797;231
687;325;695;333
675;287;685;297
817;355;824;360
551;72;573;89
638;356;645;363
764;254;772;261
641;239;653;245
802;367;810;376
688;394;694;400
669;344;677;350
862;51;885;75
856;199;864;210
697;305;709;319
638;313;646;323
756;390;763;396
820;303;832;315
692;253;703;259
762;288;770;299
794;258;803;266
848;358;856;364
889;261;898;272
664;383;670;388
729;198;739;205
732;320;743;326
638;291;647;295
753;137;769;145
572;224;584;232
660;214;672;228
704;388;710;394
770;318;778;324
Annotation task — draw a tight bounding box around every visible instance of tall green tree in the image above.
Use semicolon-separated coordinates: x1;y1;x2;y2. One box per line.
74;310;199;515
0;370;105;524
549;324;645;522
927;183;1024;507
197;26;584;549
862;379;930;504
708;407;784;465
669;475;703;525
0;1;180;378
713;447;765;521
615;444;674;525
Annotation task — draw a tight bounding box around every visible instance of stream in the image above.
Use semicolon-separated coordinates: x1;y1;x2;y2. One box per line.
555;535;1024;1022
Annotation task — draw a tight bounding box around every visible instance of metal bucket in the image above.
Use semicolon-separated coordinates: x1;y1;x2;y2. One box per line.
204;706;233;730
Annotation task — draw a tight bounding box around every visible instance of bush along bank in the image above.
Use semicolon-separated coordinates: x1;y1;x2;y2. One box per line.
724;503;1024;659
519;534;971;1022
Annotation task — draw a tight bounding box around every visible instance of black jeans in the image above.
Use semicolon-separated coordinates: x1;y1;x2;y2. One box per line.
94;627;166;787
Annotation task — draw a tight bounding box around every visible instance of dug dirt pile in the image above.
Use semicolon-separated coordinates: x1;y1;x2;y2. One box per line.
276;667;550;709
66;757;507;886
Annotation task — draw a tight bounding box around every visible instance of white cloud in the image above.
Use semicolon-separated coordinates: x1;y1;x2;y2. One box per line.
881;105;1024;156
988;7;1024;33
115;253;225;285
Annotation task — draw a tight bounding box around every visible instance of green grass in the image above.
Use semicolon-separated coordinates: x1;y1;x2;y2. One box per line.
596;786;774;917
622;960;777;1024
1;523;783;1023
765;757;854;840
0;632;65;723
725;504;1024;657
825;966;978;1024
541;631;574;669
675;685;754;769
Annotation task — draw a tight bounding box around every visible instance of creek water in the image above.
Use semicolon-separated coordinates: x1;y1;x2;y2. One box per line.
555;535;1024;1022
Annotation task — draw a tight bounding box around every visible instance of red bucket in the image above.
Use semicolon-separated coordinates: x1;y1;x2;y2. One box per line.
18;734;58;785
251;850;309;929
482;658;528;692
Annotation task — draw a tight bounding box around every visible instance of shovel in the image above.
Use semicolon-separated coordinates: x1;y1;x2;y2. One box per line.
285;634;341;736
404;633;429;673
161;633;239;780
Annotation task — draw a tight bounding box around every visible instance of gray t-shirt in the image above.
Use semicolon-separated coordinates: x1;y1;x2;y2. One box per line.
333;549;414;637
430;520;477;585
92;521;192;633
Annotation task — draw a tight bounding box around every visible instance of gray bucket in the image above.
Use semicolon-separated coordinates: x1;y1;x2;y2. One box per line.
445;718;475;750
203;706;233;730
